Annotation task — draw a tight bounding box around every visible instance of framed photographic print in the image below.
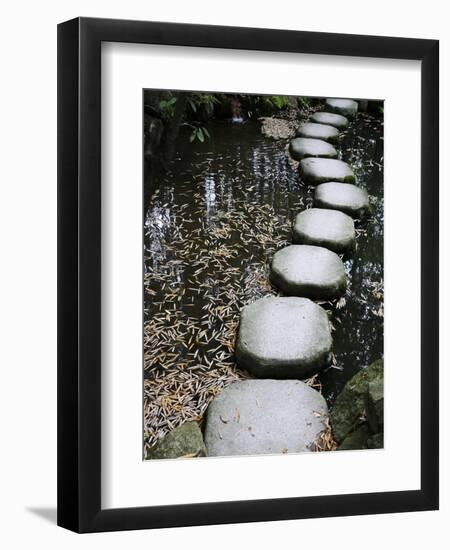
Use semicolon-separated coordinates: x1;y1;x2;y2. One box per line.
57;17;439;533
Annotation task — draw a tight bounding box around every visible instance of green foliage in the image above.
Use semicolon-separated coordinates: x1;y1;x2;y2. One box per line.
297;96;310;110
267;95;290;110
158;96;177;120
188;124;210;143
199;94;221;115
244;94;292;117
187;93;221;116
184;94;218;143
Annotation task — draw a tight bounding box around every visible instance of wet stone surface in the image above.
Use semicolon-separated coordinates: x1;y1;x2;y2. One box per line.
293;208;356;254
235;296;332;379
289;137;338;161
300;157;356;185
204;379;328;457
270;244;347;300
314;182;369;218
296;122;340;144
310;111;349;129
325;98;359;117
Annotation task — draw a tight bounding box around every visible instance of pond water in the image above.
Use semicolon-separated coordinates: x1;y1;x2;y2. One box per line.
143;114;383;450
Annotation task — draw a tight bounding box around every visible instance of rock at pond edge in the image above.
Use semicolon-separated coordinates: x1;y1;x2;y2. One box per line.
146;421;207;460
330;359;384;443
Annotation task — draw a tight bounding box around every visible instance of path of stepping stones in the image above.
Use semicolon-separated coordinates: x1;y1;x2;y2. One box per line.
205;98;370;457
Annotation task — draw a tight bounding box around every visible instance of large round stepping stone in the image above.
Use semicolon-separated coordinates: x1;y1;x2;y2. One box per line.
293;208;355;254
296;122;339;144
314;182;369;218
270;245;347;300
310;111;349;129
289;137;337;161
204;379;328;457
300;157;356;185
325;98;358;117
235;296;332;378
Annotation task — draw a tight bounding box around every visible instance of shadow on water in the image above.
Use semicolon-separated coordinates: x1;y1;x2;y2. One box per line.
144;114;383;442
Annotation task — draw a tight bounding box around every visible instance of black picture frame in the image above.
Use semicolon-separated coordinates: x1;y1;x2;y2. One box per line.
57;17;439;533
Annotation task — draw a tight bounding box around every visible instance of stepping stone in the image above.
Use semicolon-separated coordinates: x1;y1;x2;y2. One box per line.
235;296;332;378
300;157;356;185
289;137;337;161
270;245;347;300
296;122;339;144
204;379;328;457
314;182;369;218
293;208;355;254
310;111;349;129
325;98;358;117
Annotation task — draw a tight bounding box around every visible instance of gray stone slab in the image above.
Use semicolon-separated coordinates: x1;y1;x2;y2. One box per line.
314;182;369;218
310;111;349;129
289;137;337;161
270;245;347;300
293;208;355;254
235;296;332;378
296;122;339;144
300;157;356;185
204;379;328;457
325;98;358;117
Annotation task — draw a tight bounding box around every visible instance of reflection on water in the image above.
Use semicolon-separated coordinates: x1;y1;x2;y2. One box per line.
143;115;383;448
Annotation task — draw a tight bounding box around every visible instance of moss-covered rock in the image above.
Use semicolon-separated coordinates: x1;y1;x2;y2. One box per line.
367;432;384;449
338;424;370;450
366;377;384;433
330;359;383;443
146;422;207;460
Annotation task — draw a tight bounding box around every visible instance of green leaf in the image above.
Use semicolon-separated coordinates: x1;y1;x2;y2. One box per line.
188;99;197;112
197;128;205;142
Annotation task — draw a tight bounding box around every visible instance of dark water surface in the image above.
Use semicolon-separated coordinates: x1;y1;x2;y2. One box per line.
144;114;383;446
